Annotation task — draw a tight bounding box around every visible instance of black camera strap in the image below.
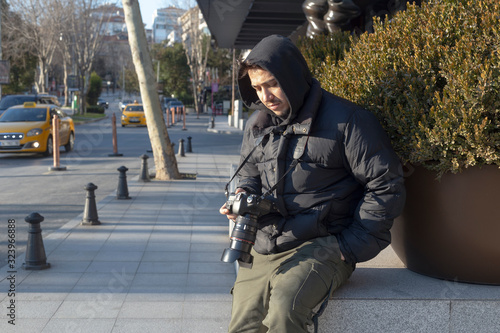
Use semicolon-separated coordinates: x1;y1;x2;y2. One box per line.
224;134;267;198
225;129;310;200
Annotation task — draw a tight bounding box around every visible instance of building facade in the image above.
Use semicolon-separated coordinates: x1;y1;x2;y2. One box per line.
152;7;186;44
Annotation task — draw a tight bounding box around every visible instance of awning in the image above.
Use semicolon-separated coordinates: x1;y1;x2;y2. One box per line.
197;0;307;49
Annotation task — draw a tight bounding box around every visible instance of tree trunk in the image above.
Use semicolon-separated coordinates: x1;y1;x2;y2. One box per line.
191;78;199;118
83;71;92;115
36;59;45;93
122;0;180;180
63;60;69;106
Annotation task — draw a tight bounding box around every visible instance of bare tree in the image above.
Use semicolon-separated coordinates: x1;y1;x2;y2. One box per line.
52;0;75;106
122;0;180;180
4;0;110;109
4;0;60;94
179;5;211;118
69;0;110;114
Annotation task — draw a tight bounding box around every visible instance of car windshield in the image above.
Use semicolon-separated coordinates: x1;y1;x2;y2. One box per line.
125;105;143;112
0;96;34;110
0;108;47;122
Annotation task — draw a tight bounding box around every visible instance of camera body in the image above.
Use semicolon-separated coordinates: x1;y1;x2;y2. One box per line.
221;192;276;268
227;192;275;217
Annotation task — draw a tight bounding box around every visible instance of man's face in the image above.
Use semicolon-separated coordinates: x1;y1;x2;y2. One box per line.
248;67;290;118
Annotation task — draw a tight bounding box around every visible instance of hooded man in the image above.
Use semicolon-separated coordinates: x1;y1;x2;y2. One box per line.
220;35;405;333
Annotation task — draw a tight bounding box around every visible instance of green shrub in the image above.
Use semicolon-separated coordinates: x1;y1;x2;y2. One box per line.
309;0;500;176
87;72;103;106
86;105;105;114
297;31;353;79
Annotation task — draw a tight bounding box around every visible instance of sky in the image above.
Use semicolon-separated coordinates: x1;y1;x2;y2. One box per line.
138;0;188;29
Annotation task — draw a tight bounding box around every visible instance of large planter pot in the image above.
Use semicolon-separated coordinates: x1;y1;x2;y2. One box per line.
391;164;500;285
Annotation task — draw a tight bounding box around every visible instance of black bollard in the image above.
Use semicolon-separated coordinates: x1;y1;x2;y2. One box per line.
117;166;131;199
178;139;185;157
81;183;101;225
139;154;151;182
23;213;51;270
210;116;215;129
187;136;192;153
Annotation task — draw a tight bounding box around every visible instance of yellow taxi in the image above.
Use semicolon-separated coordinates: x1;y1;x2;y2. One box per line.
0;102;75;156
121;102;147;127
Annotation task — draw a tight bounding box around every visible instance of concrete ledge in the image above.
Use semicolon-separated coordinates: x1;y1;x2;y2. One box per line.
318;246;500;332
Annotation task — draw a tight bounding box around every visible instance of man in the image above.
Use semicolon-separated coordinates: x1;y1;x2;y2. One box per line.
220;35;405;333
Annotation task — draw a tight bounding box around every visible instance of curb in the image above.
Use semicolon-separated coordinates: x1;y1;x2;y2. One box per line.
73;115;109;126
207;127;242;135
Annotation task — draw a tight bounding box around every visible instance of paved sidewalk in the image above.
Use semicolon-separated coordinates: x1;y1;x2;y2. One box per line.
206;113;244;135
0;114;242;333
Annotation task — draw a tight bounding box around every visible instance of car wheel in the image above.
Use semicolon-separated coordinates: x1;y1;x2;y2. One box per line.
43;136;53;157
65;132;75;152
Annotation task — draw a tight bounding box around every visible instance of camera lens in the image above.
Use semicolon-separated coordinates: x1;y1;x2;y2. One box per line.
221;214;258;267
231;215;258;245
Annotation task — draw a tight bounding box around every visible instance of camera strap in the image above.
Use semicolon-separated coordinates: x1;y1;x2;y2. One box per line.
225;129;311;199
225;134;268;198
261;133;310;198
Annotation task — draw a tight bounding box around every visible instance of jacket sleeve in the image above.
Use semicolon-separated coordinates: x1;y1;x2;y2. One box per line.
338;109;406;263
236;119;262;195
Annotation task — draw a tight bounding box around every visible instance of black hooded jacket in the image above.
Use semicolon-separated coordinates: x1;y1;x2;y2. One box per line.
236;35;405;264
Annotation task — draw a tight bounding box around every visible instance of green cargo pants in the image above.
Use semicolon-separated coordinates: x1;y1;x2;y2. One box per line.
228;235;354;333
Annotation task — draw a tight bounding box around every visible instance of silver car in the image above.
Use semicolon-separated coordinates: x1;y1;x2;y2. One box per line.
119;99;134;111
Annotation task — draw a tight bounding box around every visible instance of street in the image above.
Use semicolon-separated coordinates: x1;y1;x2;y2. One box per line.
0;99;242;266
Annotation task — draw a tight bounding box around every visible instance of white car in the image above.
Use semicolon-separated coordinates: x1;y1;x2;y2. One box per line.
119;99;134;111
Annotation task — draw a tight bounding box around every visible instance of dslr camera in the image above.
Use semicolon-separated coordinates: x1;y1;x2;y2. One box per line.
221;192;276;268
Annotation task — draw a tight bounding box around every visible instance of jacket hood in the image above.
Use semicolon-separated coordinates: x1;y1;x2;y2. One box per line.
238;35;312;124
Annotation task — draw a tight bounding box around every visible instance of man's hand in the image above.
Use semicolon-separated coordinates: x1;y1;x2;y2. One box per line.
219;204;238;221
219;188;246;221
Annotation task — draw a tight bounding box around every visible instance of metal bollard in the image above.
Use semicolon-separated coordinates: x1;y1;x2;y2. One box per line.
81;183;101;225
187;136;192;153
116;166;131;199
178;139;185;157
182;106;187;131
108;113;123;157
139;154;151;182
23;213;51;270
171;107;176;125
49;114;67;171
210;116;215;129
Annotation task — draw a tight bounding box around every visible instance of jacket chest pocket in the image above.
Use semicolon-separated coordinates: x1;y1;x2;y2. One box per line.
255;159;276;191
253;135;280;190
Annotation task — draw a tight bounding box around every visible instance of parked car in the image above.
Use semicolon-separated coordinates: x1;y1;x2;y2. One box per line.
163;97;177;110
121;102;146;127
166;100;184;111
97;99;109;109
119;99;134;111
0;94;60;116
0;102;75;156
